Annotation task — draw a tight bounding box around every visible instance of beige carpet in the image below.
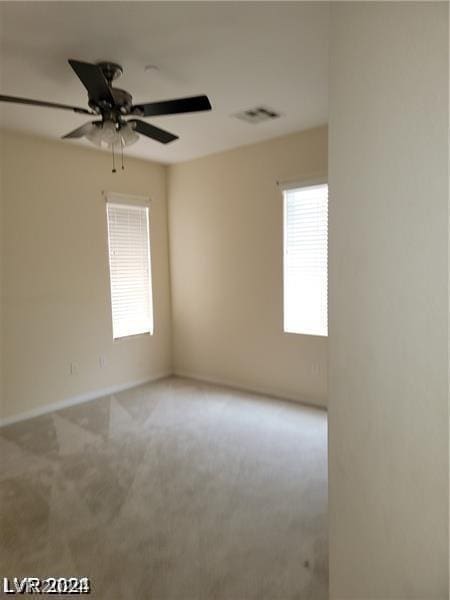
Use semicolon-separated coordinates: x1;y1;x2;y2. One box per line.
0;377;328;599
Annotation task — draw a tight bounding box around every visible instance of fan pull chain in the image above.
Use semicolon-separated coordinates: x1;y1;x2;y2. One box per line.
111;143;116;173
121;139;125;171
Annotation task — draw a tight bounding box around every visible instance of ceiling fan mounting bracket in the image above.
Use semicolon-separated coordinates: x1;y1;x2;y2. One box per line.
97;61;123;84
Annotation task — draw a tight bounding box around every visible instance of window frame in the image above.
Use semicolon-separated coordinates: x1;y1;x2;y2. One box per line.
282;178;328;338
104;192;154;341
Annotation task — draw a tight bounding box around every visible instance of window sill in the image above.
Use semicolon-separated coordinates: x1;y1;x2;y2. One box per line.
283;330;328;338
113;331;153;342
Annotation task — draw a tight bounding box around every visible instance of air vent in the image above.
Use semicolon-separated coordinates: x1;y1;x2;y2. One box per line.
234;106;280;124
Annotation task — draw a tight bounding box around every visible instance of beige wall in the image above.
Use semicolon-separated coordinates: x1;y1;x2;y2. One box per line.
0;130;172;421
168;127;328;407
0;132;3;417
328;3;448;597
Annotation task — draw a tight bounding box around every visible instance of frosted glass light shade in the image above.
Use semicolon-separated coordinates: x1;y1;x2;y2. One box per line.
86;124;103;147
120;123;139;147
85;121;138;149
102;120;120;145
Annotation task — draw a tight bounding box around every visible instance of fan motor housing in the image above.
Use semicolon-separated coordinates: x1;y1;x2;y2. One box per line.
111;88;133;114
89;87;133;115
87;62;133;115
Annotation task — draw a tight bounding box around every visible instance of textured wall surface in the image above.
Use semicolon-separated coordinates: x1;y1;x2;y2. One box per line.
169;127;328;408
1;131;172;420
328;3;449;597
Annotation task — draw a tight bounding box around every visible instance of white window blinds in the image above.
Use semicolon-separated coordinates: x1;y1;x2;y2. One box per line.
283;183;328;336
106;201;154;339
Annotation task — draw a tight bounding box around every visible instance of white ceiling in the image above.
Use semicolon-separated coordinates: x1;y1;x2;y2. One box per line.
0;2;329;164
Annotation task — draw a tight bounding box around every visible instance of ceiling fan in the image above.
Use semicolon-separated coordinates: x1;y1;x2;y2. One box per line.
0;59;212;170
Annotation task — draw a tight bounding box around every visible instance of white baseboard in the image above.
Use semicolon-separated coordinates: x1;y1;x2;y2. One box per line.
0;369;326;427
0;370;172;428
173;369;327;411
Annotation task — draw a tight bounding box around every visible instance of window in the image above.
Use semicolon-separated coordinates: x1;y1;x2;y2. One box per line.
106;198;154;339
283;183;328;336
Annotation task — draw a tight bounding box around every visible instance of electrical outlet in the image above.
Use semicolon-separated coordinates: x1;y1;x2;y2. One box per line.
99;355;107;369
70;362;79;375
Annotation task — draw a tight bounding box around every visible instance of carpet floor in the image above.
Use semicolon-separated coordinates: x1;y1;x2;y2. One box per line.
0;377;328;599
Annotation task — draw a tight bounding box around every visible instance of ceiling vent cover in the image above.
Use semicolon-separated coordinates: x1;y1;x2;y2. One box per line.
234;106;280;124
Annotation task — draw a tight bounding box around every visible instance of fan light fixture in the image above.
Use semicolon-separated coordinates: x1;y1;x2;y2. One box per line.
120;123;140;147
85;121;139;149
84;121;140;171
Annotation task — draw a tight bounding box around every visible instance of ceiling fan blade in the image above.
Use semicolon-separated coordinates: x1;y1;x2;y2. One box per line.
132;95;211;118
62;121;96;139
0;94;92;114
68;59;114;105
129;119;178;144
